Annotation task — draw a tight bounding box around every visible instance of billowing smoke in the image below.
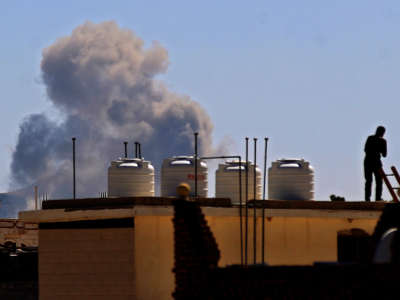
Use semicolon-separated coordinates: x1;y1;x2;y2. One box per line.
8;21;215;205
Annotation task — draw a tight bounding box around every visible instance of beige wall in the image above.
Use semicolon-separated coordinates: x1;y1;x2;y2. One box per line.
39;227;135;300
134;216;174;300
21;206;380;300
133;212;379;300
208;215;377;265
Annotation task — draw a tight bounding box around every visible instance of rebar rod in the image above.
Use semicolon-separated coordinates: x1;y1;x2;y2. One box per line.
245;137;249;266
253;138;257;264
239;157;243;266
72;137;76;200
262;137;269;264
194;132;198;197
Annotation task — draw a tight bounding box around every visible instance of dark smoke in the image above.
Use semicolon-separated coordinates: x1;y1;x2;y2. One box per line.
6;21;215;214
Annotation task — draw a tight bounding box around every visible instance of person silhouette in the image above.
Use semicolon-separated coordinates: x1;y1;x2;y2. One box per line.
364;126;387;201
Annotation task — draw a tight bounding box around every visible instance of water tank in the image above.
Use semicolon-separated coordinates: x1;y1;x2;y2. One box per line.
161;156;208;197
216;161;262;204
268;158;314;200
108;158;155;197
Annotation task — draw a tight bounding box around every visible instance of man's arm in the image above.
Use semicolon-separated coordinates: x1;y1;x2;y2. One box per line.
382;139;387;158
364;136;371;153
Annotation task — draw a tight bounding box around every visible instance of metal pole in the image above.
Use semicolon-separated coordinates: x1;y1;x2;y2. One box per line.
253;138;257;264
194;132;198;197
262;137;269;264
239;157;243;266
34;186;38;210
124;141;128;158
245;137;249;266
135;142;138;158
72;137;76;200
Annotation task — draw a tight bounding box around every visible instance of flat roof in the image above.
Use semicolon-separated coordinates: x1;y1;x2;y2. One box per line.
18;197;386;223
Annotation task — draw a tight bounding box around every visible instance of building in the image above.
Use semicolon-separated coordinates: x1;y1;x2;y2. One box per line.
19;197;385;300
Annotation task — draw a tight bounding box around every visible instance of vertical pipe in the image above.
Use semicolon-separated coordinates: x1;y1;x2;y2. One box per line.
34;186;38;210
239;157;243;266
124;141;128;158
194;132;198;197
262;137;269;264
245;137;249;266
72;137;76;200
253;138;257;264
138;143;142;159
135;142;138;158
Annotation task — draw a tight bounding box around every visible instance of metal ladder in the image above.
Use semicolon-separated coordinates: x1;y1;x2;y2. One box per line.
379;166;400;202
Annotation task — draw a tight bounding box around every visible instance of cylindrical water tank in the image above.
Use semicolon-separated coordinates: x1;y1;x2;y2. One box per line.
216;161;262;204
268;158;314;200
108;158;155;197
161;156;208;197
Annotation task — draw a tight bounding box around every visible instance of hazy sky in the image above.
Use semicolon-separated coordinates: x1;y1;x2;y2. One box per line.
1;0;400;200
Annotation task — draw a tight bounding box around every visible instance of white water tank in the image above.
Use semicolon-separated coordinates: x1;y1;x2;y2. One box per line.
108;158;155;197
161;156;208;197
268;158;314;200
216;161;262;204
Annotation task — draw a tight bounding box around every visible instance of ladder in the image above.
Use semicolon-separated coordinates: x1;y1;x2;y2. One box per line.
379;166;400;202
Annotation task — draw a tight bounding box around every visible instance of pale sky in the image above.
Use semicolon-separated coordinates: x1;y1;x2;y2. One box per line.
1;0;400;200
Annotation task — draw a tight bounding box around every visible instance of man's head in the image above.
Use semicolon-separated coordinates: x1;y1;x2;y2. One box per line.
376;126;386;137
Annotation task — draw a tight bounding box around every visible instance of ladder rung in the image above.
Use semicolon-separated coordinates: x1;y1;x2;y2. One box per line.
386;174;395;176
393;187;400;190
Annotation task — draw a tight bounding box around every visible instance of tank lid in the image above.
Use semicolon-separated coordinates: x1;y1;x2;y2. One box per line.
112;157;152;167
225;160;254;164
171;160;192;165
120;158;143;162
225;165;246;171
119;162;139;167
279;158;304;162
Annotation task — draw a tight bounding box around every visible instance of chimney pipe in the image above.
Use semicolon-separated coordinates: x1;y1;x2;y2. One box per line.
135;142;138;158
138;143;142;159
124;141;128;158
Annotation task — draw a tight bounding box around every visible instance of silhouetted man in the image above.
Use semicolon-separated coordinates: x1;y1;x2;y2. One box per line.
364;126;387;201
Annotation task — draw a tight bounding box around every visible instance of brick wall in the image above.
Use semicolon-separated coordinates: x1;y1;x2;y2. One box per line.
39;219;135;300
0;219;38;247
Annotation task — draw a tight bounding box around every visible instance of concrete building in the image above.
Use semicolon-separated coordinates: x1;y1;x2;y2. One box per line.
20;198;384;300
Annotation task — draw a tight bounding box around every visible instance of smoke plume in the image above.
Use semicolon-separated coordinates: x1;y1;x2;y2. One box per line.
9;21;215;204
